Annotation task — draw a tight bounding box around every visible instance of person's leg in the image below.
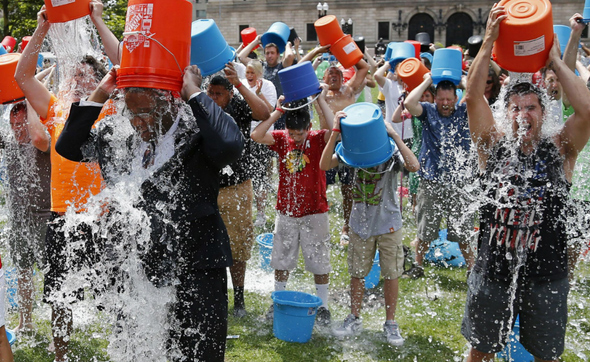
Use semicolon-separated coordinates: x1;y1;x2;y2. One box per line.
270;213;300;289
411;180;443;275
16;268;34;331
350;277;364;317
0;326;14;362
300;213;331;308
383;278;399;321
346;231;377;317
466;348;495;362
52;303;72;362
340;183;353;236
447;184;476;270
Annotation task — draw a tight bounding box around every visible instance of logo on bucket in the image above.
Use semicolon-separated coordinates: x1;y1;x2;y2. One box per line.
124;3;154;53
51;0;75;6
307;307;315;316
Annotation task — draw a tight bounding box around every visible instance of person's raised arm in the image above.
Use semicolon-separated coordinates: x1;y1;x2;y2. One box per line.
89;0;121;65
313;84;334;142
319;111;344;171
281;41;295;68
251;96;284;146
563;13;585;74
576;60;590;83
365;47;378;76
238;35;261;65
404;74;430;117
346;59;369;95
373;61;390;88
15;6;52;119
300;44;330;64
465;4;506;153
224;62;270;121
25;100;49;152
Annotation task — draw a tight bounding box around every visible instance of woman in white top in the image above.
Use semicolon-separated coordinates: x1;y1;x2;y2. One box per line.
241;60;277;116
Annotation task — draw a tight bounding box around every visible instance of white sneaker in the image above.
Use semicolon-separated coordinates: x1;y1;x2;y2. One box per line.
383;320;404;346
332;314;362;338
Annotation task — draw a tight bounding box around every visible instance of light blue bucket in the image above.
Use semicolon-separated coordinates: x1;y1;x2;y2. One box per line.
496;316;534;362
261;22;290;54
424;229;466;268
335;102;397;168
385;42;415;68
364;250;381;289
431;48;462;85
5;267;17;309
0;45;6;56
271;290;323;343
585;0;590;19
279;61;322;103
554;25;571;56
190;19;236;77
256;233;273;272
5;329;15;346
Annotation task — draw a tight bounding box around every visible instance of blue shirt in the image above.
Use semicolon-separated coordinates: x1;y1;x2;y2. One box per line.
417;102;472;182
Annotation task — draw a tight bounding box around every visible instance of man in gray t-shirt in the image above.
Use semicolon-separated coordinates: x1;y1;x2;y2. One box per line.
0;101;50;332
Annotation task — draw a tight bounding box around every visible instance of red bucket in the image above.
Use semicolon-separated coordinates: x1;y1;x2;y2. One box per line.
20;36;32;52
405;40;421;58
241;27;259;50
1;36;16;53
43;0;91;23
118;0;192;93
0;53;25;104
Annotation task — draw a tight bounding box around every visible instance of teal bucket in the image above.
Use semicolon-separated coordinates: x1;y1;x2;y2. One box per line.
261;22;290;54
585;0;590;19
554;25;571;56
431;48;462;85
364;250;381;289
256;233;273;272
5;329;15;346
496;316;534;362
0;45;6;56
5;267;17;309
191;19;236;77
271;291;323;343
385;42;415;68
335;102;396;168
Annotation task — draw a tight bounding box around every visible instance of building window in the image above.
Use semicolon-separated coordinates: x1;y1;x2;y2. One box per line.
307;23;317;42
239;25;250;42
196;10;207;19
378;21;389;40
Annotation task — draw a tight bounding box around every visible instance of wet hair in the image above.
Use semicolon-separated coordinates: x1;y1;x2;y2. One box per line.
209;75;233;92
247;51;258;59
323;65;343;80
285;107;311;131
435;80;457;95
81;55;107;80
247;60;264;77
264;43;279;54
9;101;26;118
503;82;546;113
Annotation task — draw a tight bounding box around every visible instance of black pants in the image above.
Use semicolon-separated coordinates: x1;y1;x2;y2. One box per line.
169;267;228;362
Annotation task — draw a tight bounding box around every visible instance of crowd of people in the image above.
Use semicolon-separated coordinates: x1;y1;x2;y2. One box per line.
0;1;589;361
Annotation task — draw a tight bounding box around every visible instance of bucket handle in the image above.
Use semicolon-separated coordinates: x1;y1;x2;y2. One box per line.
122;31;183;74
281;93;321;111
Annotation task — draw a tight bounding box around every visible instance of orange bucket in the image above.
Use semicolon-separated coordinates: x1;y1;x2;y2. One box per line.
330;35;363;69
314;15;345;46
492;0;553;73
20;36;32;52
118;0;192;93
241;27;259;50
0;53;25;104
397;57;429;92
405;40;421;58
43;0;91;23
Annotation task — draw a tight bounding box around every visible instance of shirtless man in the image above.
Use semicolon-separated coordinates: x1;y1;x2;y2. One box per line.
302;45;370;243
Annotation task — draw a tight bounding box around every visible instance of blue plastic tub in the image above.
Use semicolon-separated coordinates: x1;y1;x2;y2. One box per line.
261;22;290;54
364;250;381;289
271;291;323;343
431;48;462;85
496;316;534;362
191;19;236;77
5;329;15;346
424;229;466;268
279;61;321;103
385;42;415;68
256;233;273;272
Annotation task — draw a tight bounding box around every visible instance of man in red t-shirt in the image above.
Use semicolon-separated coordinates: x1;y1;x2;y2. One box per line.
251;93;335;325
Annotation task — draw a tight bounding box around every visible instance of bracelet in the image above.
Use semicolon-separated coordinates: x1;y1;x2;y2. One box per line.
332;128;341;133
235;82;242;89
276;108;285;114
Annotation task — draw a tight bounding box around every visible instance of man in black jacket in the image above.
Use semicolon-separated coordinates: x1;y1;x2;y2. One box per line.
55;65;244;362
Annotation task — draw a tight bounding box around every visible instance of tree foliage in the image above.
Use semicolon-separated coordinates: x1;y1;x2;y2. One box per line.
1;0;127;45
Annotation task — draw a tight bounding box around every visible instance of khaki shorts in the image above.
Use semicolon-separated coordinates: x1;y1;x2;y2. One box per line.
271;212;331;274
218;180;254;261
416;179;474;244
348;229;404;279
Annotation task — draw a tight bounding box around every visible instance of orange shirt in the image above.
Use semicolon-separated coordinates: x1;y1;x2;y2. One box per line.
41;95;103;213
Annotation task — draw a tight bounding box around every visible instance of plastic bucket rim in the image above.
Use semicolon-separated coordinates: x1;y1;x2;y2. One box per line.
271;291;323;308
195;47;236;77
335;138;396;169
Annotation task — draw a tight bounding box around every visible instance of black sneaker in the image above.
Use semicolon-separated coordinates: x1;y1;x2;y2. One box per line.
315;307;331;327
402;265;425;279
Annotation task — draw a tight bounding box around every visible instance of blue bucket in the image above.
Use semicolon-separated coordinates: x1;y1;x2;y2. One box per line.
431;48;462;85
5;267;17;309
424;229;466;268
5;329;15;346
496;316;534;362
191;19;236;77
261;22;290;54
335;102;397;168
585;0;590;19
364;250;381;289
384;42;415;68
271;290;323;343
279;61;321;104
0;45;6;56
554;25;571;56
256;233;273;272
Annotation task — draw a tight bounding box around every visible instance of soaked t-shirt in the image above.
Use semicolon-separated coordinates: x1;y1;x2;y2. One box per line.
219;97;252;188
347;154;404;239
475;138;570;281
269;129;329;217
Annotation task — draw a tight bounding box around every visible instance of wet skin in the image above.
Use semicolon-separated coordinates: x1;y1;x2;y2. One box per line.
507;93;544;152
124;90;172;143
435;88;457;118
207;84;232;109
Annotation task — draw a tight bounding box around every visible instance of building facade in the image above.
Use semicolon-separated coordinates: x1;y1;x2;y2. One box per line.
187;0;587;51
